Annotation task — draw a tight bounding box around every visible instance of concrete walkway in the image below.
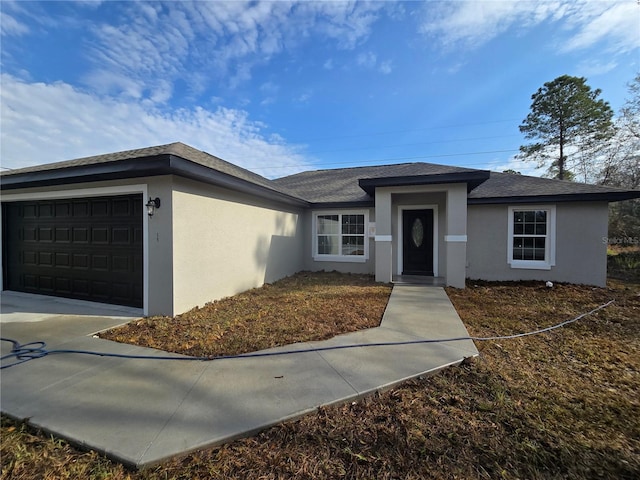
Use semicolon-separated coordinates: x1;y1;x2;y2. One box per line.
0;286;478;468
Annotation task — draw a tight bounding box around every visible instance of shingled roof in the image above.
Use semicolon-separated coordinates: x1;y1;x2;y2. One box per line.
273;163;639;204
467;171;640;204
272;162;489;204
0;142;306;206
2;142;638;205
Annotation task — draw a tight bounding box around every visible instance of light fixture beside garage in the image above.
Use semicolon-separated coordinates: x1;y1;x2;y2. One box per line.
146;197;161;217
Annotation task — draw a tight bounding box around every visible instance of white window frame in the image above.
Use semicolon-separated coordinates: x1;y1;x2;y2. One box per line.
507;205;556;270
312;210;369;263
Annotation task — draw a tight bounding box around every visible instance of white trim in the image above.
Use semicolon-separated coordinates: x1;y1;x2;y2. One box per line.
375;235;392;242
507;205;556;271
0;185;148;201
444;235;467;242
0;184;150;315
397;205;438;276
312;209;370;263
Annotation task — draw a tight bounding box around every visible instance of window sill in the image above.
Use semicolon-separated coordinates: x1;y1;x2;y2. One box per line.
509;260;552;270
313;255;368;263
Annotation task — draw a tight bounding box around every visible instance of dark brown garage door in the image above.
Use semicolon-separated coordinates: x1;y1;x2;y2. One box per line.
3;195;143;308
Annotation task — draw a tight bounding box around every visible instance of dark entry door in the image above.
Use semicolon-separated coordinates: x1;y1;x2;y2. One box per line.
402;209;434;276
3;195;143;307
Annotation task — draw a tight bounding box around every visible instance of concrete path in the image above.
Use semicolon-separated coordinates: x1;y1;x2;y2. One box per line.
0;286;478;468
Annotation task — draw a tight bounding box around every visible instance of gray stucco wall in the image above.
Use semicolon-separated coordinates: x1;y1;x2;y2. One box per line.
146;176;175;316
171;177;305;315
467;202;609;286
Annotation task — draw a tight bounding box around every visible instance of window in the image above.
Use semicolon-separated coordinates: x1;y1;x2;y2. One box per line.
507;206;556;270
314;211;368;262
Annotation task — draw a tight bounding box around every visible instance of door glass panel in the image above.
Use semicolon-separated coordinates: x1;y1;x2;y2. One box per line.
411;218;424;248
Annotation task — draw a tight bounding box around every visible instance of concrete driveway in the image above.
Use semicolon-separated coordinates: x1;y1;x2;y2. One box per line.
1;286;478;469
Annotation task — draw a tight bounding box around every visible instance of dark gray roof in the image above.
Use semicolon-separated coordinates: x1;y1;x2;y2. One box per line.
2;142;275;192
3;142;638;205
272;162;485;204
0;142;306;206
467;171;640;204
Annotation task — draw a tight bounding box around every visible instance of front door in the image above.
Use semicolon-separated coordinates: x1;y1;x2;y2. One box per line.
402;209;434;275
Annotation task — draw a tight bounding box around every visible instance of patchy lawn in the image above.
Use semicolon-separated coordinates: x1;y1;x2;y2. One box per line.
99;271;392;357
2;278;639;479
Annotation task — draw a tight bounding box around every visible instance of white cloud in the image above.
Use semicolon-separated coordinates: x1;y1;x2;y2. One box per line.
420;0;639;56
76;1;385;101
260;81;280;95
356;50;392;74
560;2;640;54
378;60;393;75
576;59;618;76
357;51;377;68
295;91;312;103
0;10;29;36
0;75;312;178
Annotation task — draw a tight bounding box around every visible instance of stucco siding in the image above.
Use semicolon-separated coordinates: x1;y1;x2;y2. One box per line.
467;202;608;286
146;176;175;316
171;177;304;315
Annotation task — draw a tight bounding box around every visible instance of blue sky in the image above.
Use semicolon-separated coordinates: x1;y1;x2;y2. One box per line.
1;0;638;178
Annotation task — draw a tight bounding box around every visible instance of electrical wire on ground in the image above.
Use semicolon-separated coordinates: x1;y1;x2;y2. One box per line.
0;300;614;370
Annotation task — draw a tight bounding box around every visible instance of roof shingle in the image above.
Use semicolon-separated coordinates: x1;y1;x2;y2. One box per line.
2;142;638;204
272;162;482;203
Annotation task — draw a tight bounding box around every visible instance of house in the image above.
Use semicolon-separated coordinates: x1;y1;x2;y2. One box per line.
2;142;638;316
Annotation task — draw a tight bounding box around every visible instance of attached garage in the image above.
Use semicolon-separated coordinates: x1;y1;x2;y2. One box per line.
2;194;143;308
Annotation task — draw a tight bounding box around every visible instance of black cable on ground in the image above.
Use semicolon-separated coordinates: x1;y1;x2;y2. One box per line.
0;300;614;370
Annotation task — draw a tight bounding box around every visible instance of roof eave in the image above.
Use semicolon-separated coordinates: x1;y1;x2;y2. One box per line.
309;200;375;209
0;155;310;208
358;170;491;195
467;191;640;205
0;155;170;189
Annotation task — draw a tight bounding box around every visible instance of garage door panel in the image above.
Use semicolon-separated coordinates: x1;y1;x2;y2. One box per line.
73;279;90;295
73;201;90;217
23;227;38;242
92;200;109;216
55;227;71;242
55;252;71;267
3;195;143;308
56;277;72;294
23;274;38;289
38;203;54;217
23;251;37;265
55;202;71;217
39;276;54;292
92;254;109;270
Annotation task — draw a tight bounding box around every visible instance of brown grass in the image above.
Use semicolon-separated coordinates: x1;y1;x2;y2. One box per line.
2;277;639;479
99;271;392;357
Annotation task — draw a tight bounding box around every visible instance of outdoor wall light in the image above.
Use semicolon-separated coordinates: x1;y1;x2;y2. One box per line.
146;197;161;217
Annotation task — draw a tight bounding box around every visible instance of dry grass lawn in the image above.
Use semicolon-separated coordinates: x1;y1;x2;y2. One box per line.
2;275;639;480
98;271;392;356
